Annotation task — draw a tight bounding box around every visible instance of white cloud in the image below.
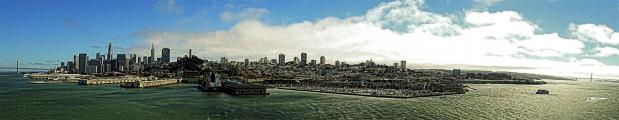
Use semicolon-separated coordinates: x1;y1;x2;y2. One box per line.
593;47;619;57
135;0;619;79
473;0;503;9
569;23;619;45
153;0;183;14
221;8;269;22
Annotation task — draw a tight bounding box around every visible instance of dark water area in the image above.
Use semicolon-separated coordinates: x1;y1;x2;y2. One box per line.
1;72;618;120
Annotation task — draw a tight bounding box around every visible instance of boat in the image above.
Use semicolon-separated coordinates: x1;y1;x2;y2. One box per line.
536;89;549;94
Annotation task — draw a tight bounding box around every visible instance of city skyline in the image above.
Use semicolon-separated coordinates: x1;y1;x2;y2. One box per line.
1;0;619;79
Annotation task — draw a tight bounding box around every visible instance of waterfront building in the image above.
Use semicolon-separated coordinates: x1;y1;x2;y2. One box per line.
320;56;325;65
162;48;170;63
301;53;307;65
278;54;285;65
222;80;268;95
107;43;113;60
400;60;406;69
78;53;88;74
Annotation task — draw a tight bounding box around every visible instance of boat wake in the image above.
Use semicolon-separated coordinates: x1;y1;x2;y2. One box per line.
585;97;609;102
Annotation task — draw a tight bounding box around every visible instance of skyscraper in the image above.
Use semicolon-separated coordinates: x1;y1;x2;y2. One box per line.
73;55;78;73
162;48;170;63
301;53;307;65
278;54;285;65
78;53;88;74
117;54;127;72
107;43;113;60
400;60;406;69
244;59;250;67
320;56;325;65
150;43;155;63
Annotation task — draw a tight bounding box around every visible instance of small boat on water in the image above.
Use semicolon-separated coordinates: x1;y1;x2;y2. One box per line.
536;89;549;94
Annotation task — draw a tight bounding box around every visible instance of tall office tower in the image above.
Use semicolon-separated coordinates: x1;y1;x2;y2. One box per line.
162;48;171;63
137;57;142;65
400;60;406;69
293;57;299;65
335;60;340;67
189;49;192;57
78;53;88;74
94;53;105;73
107;43;113;60
67;61;74;72
244;59;250;67
60;62;66;71
278;54;285;65
142;56;149;64
300;53;307;65
73;55;78;72
129;54;137;65
319;56;325;65
150;43;155;63
96;53;101;60
394;63;399;68
117;54;127;72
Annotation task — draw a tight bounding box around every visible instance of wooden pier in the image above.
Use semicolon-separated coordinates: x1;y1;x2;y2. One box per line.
120;79;180;88
78;79;139;85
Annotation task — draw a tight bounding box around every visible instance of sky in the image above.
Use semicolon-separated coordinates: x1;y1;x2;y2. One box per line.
1;0;618;78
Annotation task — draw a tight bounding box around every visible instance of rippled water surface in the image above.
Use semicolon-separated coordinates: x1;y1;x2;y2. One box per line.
1;73;618;120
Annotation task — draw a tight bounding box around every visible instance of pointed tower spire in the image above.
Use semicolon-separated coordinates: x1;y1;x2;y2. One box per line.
150;43;155;63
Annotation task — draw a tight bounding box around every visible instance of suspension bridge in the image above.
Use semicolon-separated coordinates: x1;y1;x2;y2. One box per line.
0;60;54;74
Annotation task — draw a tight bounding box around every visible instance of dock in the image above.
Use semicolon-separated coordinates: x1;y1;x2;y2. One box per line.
120;79;180;88
78;79;140;85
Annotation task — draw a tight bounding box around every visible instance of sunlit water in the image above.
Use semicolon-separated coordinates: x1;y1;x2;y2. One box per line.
1;73;617;120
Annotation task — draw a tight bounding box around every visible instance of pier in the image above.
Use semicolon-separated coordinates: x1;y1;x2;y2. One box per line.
78;79;140;85
120;79;180;88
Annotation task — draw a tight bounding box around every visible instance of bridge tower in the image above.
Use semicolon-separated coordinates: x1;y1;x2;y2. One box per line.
16;59;19;74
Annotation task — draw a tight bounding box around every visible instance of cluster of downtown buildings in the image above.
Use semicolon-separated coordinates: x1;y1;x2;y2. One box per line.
56;43;171;74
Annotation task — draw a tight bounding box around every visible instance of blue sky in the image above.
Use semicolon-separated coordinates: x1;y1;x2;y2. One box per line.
1;0;619;78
